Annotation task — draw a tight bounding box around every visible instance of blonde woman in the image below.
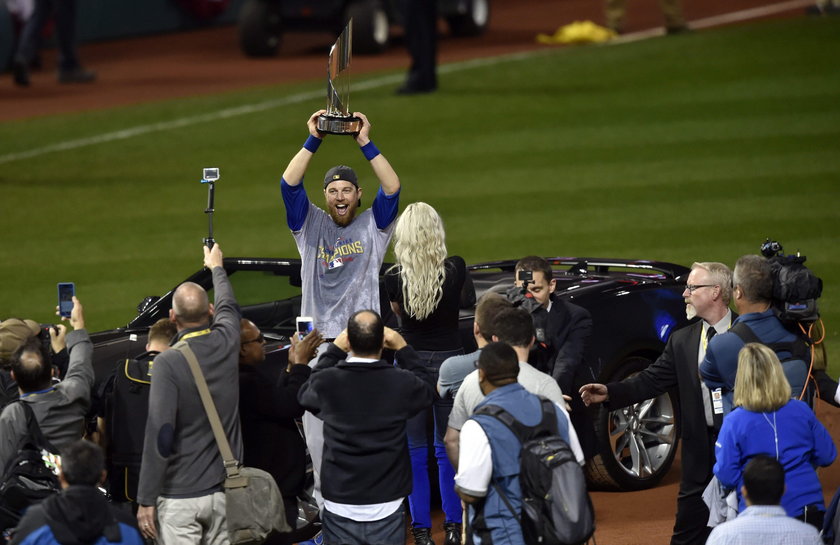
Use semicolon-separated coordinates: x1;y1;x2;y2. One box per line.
384;202;473;545
714;343;836;530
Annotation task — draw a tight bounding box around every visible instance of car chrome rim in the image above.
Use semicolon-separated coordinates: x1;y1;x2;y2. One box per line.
607;393;676;479
373;10;389;45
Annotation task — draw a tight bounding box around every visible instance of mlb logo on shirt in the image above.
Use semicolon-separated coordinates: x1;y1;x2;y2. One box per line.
329;257;344;270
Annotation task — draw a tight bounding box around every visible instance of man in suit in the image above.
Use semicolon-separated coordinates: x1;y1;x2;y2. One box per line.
239;319;322;543
508;256;594;458
580;262;734;545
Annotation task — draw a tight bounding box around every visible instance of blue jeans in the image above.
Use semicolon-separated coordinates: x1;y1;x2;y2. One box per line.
322;505;405;545
407;348;464;528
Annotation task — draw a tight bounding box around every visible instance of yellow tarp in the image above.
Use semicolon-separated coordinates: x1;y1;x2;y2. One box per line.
537;21;617;45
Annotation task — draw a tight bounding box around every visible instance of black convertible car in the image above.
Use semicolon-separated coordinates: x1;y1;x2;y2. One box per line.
90;256;691;491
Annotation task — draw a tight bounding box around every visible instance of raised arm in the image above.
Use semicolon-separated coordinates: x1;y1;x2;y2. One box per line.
282;110;327;186
353;112;400;195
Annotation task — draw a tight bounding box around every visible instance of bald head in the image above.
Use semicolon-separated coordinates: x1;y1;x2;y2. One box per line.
11;337;52;393
347;310;384;358
171;282;211;328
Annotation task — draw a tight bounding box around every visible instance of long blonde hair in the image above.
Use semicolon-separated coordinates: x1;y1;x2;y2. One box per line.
733;342;791;412
391;202;447;320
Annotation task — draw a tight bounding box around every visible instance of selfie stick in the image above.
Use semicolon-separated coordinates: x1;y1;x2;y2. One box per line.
200;168;219;249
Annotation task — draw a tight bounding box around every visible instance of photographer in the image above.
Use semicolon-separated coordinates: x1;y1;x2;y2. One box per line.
506;256;595;458
1;320;71;406
700;255;810;413
0;297;93;471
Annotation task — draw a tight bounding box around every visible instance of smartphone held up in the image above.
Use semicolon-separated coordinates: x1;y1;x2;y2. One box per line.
57;282;75;318
295;316;314;340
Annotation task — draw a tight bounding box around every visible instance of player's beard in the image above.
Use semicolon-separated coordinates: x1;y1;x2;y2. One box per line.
329;201;357;227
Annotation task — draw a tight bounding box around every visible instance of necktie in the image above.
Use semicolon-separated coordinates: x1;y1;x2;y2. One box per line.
705;326;722;431
706;326;717;345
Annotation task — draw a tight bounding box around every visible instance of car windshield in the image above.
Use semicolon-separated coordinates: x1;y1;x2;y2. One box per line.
206;269;301;306
204;269;302;332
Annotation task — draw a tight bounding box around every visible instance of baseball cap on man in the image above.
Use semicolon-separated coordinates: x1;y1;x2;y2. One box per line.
0;319;41;364
323;165;358;189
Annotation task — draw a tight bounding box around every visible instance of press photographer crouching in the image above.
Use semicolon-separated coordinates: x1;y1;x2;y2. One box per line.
505;256;596;459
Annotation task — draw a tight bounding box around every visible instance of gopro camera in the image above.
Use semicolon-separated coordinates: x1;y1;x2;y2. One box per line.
760;238;783;258
516;270;533;284
203;168;220;182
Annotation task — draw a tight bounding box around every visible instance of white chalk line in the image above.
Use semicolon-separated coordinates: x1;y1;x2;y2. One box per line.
0;0;811;166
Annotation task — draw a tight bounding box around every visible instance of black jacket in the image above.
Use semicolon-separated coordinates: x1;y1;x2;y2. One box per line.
530;295;595;458
10;486;142;545
607;320;715;494
239;359;311;498
297;344;435;505
544;296;593;395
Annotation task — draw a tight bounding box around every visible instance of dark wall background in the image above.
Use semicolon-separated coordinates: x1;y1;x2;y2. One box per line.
1;0;246;70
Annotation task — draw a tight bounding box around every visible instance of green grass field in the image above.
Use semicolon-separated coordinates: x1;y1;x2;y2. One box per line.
1;17;839;369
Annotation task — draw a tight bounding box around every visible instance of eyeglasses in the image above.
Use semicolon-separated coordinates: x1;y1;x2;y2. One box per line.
684;284;717;293
242;333;265;345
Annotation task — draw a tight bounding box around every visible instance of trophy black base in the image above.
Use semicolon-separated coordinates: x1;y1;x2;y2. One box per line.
317;114;362;135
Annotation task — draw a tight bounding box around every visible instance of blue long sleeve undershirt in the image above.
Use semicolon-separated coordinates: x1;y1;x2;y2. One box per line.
280;177;400;231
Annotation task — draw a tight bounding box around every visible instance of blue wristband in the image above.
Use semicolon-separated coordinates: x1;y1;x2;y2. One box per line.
303;135;322;153
360;141;380;161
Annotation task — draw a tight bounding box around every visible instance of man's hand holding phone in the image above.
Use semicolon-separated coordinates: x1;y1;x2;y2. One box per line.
289;329;324;366
56;296;84;331
295;316;314;341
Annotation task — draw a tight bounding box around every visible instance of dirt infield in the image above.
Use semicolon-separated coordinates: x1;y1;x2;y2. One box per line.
425;402;840;545
0;0;807;121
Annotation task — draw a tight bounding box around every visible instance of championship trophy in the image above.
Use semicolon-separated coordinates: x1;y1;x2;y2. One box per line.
317;21;362;135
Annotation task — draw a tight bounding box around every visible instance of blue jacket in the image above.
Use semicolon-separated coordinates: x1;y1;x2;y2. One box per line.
469;383;570;545
713;399;836;516
700;309;801;413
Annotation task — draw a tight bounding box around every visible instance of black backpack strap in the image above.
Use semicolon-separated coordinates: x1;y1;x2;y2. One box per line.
474;397;559;443
17;401;59;455
729;322;760;345
474;404;529;443
730;321;811;363
489;481;521;525
536;397;560;436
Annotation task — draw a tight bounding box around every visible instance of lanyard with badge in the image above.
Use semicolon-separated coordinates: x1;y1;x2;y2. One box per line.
703;319;731;417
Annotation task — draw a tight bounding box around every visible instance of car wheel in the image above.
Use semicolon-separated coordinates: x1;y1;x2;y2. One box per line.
446;0;490;37
345;0;390;54
585;356;679;491
239;0;282;57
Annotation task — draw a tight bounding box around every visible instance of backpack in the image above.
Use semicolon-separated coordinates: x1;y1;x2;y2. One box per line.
475;398;595;545
101;355;154;503
0;401;61;531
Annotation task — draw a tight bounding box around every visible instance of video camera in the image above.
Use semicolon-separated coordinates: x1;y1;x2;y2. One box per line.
505;269;548;345
507;269;541;313
760;238;822;324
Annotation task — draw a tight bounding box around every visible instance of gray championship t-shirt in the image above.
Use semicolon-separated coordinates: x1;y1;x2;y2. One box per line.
294;203;394;338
